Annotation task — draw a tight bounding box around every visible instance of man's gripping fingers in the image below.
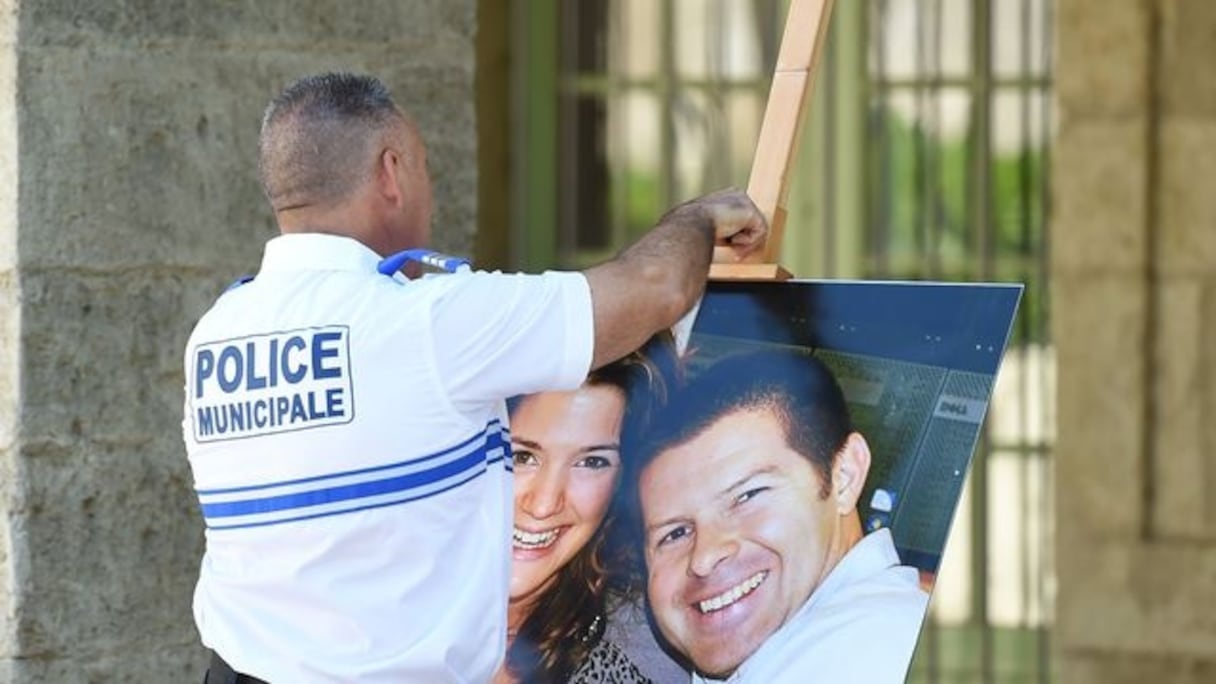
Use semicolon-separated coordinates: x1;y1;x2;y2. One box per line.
704;189;768;256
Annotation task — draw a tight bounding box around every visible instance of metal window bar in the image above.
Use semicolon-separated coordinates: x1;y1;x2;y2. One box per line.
864;2;1054;683
556;0;783;267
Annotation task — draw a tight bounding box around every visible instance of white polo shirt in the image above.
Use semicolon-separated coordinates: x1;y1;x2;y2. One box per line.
694;529;929;684
182;234;594;683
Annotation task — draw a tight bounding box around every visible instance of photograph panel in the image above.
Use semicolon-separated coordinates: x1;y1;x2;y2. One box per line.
505;279;1020;683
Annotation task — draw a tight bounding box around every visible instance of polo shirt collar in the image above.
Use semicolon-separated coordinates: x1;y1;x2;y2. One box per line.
803;528;900;612
259;233;384;274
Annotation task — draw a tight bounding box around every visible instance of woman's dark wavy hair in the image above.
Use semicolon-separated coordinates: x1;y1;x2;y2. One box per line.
503;333;680;683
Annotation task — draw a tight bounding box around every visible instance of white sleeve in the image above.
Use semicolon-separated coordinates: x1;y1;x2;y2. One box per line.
428;270;594;408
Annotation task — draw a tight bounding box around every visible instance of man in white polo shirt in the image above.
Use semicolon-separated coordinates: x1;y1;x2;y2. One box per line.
183;72;766;683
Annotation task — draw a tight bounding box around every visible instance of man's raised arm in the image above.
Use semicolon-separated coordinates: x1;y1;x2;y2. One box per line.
583;188;767;370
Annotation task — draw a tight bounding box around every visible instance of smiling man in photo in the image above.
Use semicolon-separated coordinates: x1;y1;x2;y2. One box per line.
635;349;929;683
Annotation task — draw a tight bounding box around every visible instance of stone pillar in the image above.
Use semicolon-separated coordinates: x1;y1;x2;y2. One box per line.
0;2;18;677
0;2;477;680
1054;0;1216;681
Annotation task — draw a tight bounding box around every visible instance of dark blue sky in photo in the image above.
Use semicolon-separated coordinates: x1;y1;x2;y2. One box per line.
694;280;1023;375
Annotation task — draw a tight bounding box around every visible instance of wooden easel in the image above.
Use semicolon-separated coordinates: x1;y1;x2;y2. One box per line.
709;0;836;282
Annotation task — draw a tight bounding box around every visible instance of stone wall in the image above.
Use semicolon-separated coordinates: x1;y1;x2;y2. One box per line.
0;1;478;680
1054;0;1216;681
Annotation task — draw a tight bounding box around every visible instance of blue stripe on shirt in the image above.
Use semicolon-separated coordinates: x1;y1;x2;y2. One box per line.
196;420;507;496
197;420;512;530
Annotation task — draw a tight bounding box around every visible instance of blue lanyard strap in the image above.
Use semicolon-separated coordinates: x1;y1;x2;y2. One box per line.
377;249;472;275
225;274;255;292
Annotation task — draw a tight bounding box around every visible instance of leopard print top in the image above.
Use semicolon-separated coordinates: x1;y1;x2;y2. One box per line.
567;638;655;684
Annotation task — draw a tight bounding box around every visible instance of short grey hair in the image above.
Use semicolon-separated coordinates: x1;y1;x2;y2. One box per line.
258;72;405;210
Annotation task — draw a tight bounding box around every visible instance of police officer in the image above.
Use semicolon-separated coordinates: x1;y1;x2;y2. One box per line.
183;72;766;683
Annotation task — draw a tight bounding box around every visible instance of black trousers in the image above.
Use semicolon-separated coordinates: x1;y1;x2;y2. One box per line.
203;651;269;684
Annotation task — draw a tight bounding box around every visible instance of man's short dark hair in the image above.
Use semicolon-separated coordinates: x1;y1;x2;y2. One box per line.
639;348;854;499
258;72;404;210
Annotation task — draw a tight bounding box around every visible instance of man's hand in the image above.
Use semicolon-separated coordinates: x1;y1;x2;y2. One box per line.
664;188;768;263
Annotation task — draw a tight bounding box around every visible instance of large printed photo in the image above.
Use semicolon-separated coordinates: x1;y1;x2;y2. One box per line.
500;280;1022;684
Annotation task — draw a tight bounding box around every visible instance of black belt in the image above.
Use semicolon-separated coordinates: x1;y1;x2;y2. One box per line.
205;651;269;684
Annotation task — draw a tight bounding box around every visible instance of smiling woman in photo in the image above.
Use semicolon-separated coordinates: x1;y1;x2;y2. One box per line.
494;336;681;684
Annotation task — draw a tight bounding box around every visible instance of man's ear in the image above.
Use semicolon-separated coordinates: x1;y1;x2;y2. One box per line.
832;432;872;514
375;147;404;207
